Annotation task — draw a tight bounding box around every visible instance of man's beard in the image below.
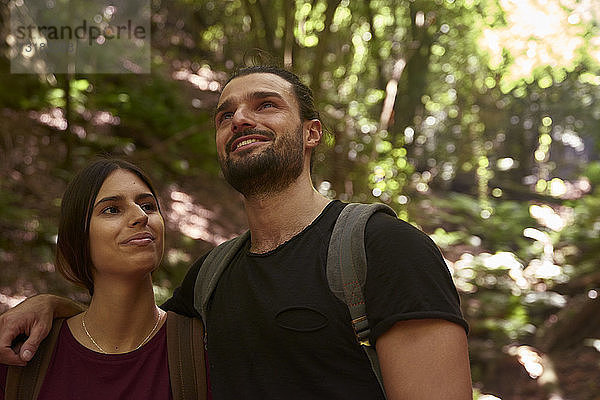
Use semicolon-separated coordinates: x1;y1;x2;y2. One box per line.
219;125;304;197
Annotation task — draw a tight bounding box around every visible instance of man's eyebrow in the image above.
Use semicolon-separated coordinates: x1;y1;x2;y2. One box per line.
215;91;285;116
215;98;233;116
251;91;285;102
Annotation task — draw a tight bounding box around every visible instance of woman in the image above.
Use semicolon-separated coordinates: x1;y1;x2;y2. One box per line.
1;159;206;400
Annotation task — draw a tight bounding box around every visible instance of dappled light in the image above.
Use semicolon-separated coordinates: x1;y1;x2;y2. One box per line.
172;64;224;92
529;204;570;231
166;189;234;245
1;0;599;397
91;110;120;126
509;345;545;379
0;293;26;309
480;0;591;90
30;108;68;131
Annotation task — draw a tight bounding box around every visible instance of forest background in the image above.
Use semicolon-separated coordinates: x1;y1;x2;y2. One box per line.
1;0;599;398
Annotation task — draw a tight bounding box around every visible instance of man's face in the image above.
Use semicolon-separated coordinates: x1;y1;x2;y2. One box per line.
214;73;305;197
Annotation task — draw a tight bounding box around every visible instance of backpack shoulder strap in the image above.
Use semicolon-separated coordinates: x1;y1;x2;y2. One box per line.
326;202;396;397
5;318;65;400
166;311;207;400
194;231;250;323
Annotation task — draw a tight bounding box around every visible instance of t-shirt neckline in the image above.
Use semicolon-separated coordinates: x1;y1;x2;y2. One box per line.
63;319;167;360
246;199;340;257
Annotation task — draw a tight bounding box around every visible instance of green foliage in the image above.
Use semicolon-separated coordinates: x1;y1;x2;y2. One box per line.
2;0;600;396
561;187;600;277
425;193;536;253
584;161;600;186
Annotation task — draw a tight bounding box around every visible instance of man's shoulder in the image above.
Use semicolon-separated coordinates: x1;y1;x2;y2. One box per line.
332;201;423;239
364;207;438;250
366;207;416;230
189;252;210;274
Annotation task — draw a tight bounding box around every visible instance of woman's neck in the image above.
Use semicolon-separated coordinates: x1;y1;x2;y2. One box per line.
68;276;165;354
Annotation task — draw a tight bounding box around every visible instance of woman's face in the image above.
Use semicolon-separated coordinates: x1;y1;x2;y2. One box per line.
88;169;164;278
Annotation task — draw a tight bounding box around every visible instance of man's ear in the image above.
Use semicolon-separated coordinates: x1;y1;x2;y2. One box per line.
304;119;322;149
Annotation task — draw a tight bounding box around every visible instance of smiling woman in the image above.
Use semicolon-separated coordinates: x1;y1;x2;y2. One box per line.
1;159;206;400
55;160;163;296
87;169;164;282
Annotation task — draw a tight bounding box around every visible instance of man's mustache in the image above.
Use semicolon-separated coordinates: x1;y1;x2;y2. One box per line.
226;129;275;153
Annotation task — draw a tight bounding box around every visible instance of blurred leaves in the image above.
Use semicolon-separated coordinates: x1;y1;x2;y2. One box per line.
1;0;600;398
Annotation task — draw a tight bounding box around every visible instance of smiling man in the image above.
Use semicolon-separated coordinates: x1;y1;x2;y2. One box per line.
0;66;473;400
215;72;309;200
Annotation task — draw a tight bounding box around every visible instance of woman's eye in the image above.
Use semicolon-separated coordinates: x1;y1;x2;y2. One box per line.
101;206;119;214
141;202;157;212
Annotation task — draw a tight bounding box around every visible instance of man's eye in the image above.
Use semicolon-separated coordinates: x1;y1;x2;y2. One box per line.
221;112;233;121
260;102;274;110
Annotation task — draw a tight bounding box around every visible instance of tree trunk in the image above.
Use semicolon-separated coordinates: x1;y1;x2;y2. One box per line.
62;74;73;168
309;0;341;88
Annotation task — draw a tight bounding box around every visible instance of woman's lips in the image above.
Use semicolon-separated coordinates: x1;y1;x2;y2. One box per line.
121;232;154;245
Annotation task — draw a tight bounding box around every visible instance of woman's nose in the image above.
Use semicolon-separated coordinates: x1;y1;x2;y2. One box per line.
129;205;149;227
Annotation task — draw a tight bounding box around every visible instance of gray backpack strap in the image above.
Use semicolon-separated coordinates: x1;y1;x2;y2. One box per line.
194;231;251;324
326;202;396;397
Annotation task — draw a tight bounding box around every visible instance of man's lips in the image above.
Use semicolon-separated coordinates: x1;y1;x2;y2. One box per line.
121;232;155;245
228;130;274;153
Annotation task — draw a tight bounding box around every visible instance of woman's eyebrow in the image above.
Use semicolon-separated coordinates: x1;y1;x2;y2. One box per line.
94;193;154;208
135;193;156;202
94;195;123;208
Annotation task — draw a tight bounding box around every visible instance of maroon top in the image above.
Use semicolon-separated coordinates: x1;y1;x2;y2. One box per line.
1;322;172;400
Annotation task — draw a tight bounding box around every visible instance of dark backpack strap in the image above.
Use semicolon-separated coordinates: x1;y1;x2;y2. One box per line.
166;311;207;400
326;202;396;397
5;319;64;400
194;231;251;324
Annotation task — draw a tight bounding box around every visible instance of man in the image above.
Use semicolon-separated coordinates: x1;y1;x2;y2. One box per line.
0;66;472;399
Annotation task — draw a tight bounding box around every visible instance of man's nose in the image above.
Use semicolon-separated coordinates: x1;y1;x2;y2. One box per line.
231;107;256;133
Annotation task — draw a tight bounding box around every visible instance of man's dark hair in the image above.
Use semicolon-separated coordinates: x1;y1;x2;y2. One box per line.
226;65;320;122
56;158;160;296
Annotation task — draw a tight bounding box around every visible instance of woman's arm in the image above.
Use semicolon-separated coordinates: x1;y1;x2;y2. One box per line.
0;294;85;365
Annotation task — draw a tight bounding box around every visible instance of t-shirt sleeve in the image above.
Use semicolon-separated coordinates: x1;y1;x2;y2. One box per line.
364;212;468;344
160;254;207;318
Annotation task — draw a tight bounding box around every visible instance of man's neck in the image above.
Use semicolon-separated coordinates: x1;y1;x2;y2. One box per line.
243;174;331;253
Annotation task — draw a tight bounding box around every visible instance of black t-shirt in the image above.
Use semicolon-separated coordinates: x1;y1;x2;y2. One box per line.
162;200;467;400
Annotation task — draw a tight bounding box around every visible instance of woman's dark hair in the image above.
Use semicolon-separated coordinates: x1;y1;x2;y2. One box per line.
55;159;160;296
226;65;320;122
